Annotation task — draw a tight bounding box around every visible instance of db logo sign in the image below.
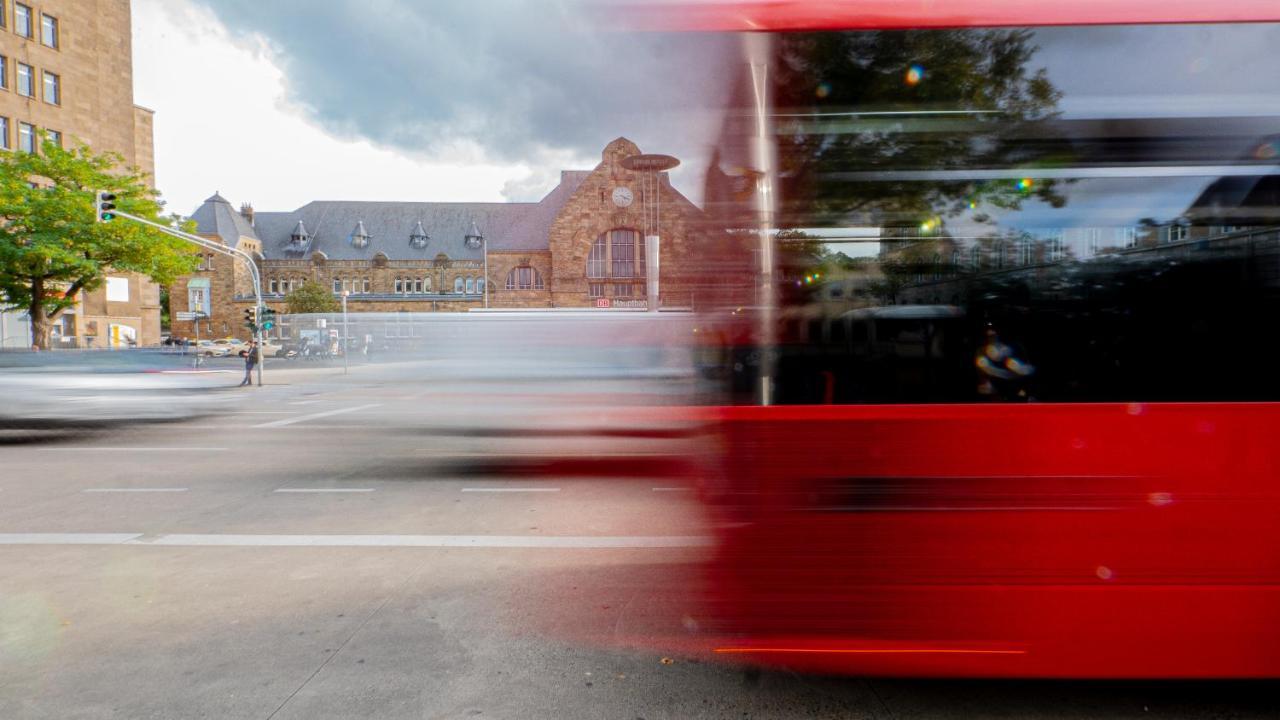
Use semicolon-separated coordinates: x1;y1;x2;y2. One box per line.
595;298;611;308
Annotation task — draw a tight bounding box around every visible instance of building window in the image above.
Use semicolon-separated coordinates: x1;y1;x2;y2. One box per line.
106;277;129;302
16;62;32;97
362;278;370;294
40;13;56;48
505;266;543;290
588;283;605;298
188;288;209;316
17;122;33;153
477;278;484;294
1168;224;1189;243
42;71;58;105
0;2;7;30
269;280;278;294
0;117;9;150
1017;239;1033;266
453;276;464;293
465;277;474;294
394;278;403;294
423;276;432;292
1047;230;1065;262
1117;226;1137;248
14;4;31;38
587;228;645;285
332;278;341;294
613;283;633;298
0;56;8;90
969;244;982;269
46;129;60;148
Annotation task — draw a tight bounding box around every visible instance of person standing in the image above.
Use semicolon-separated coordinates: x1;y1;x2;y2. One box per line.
239;342;258;387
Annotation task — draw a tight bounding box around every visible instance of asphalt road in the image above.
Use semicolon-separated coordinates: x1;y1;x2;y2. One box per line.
2;361;1278;719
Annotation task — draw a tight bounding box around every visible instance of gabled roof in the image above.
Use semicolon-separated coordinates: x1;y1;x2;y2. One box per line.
189;192;259;248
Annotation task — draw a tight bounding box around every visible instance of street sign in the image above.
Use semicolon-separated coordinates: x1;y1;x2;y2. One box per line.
175;311;208;321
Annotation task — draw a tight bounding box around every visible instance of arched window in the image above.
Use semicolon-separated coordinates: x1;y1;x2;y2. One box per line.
466;277;474;294
477;278;485;294
423;276;432;292
506;267;544;290
585;229;645;297
454;276;464;293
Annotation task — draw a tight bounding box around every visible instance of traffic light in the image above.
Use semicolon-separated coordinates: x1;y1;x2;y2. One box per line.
94;191;117;222
260;307;276;331
243;306;258;331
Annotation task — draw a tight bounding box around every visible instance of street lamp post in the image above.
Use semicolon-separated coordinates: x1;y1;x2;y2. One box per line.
620;153;680;313
341;290;350;375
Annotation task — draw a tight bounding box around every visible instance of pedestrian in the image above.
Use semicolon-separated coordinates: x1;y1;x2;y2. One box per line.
239;342;258;387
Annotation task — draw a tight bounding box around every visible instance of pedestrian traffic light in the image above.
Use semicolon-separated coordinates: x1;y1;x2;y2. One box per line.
260;307;276;331
243;306;258;331
94;191;117;223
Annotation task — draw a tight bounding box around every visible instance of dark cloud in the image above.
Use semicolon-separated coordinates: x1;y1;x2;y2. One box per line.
189;0;737;198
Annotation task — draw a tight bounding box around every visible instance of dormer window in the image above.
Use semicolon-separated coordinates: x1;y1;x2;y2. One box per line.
409;220;430;249
350;221;371;249
464;220;484;249
290;220;310;246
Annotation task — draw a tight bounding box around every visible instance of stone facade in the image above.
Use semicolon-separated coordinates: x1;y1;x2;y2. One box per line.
0;0;161;347
171;139;705;341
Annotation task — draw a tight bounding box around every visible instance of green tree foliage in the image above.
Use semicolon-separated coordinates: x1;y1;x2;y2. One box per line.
772;29;1066;229
285;280;340;314
0;137;197;348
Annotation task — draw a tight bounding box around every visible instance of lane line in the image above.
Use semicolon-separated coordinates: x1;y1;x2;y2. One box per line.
0;533;711;548
0;533;144;545
274;488;375;494
83;488;189;493
254;403;382;428
460;487;561;493
40;447;228;452
289;400;323;406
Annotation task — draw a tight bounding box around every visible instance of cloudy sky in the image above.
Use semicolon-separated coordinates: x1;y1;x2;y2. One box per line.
132;0;735;217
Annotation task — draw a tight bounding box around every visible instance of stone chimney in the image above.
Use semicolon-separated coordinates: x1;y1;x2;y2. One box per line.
239;202;255;227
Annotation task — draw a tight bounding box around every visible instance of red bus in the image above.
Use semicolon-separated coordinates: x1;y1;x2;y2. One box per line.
677;0;1280;677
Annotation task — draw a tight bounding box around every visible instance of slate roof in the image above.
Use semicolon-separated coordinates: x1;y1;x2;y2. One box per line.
188;192;259;249
193;171;592;262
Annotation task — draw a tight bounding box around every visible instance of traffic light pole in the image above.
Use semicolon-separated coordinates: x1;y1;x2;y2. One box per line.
109;209;266;387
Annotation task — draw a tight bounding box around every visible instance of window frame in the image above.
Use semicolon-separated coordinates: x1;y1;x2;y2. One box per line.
14;3;31;39
0;55;8;91
39;12;56;49
0;116;9;150
42;70;58;105
586;228;646;282
16;61;33;97
17;121;33;153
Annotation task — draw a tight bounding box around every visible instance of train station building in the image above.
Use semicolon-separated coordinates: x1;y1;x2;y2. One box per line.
168;138;708;340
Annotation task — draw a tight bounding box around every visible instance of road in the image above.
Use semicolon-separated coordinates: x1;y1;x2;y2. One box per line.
1;360;1278;719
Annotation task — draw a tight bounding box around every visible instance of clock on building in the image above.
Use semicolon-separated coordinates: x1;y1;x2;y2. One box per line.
611;186;634;208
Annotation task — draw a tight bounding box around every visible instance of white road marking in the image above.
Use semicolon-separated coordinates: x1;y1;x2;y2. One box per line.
274;488;375;493
0;533;711;548
0;533;144;545
83;488;189;493
289;400;324;405
253;403;382;428
460;487;561;493
652;487;692;492
41;447;228;452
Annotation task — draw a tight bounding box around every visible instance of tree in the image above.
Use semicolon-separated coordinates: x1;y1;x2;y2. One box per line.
285;280;340;314
0;137;197;348
772;29;1066;229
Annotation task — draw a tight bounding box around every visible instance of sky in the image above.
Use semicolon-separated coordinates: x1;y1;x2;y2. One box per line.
131;0;734;218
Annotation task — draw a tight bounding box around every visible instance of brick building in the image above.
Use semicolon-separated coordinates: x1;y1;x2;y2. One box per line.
169;138;707;340
0;0;161;348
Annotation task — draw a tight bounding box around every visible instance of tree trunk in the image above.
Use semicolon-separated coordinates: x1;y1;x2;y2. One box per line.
28;277;50;350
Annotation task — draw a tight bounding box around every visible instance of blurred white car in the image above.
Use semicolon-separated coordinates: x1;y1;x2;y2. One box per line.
0;352;238;427
193;340;232;357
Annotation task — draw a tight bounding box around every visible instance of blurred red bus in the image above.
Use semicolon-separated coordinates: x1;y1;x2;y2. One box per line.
682;1;1280;677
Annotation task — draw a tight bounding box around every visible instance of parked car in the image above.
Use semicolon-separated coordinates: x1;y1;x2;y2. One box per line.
194;340;231;357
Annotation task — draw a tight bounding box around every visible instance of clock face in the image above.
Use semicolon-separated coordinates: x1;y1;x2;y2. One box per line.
611;186;634;208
